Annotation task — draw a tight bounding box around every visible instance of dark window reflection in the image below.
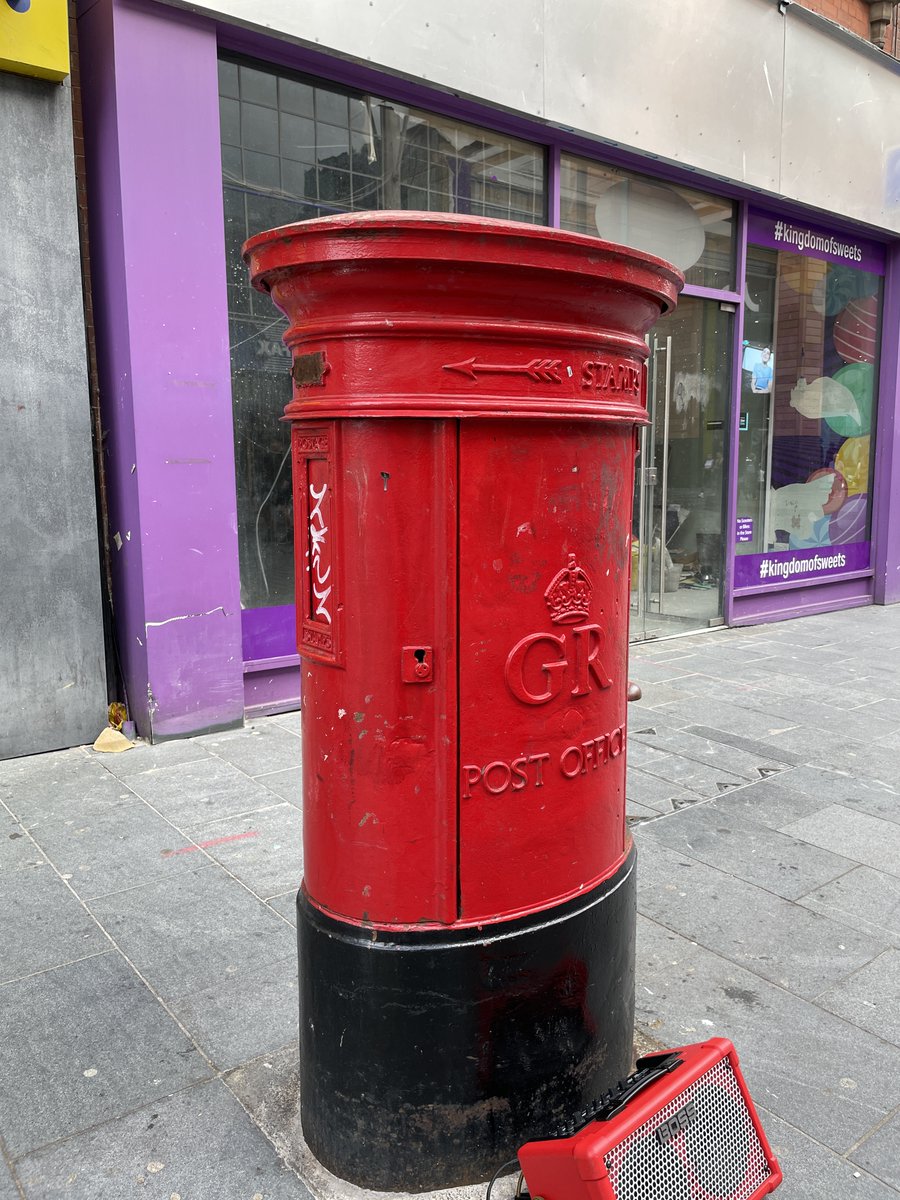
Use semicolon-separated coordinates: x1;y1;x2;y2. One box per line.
218;56;547;612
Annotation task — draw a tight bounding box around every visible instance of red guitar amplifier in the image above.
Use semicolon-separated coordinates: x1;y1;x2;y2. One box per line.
518;1038;782;1200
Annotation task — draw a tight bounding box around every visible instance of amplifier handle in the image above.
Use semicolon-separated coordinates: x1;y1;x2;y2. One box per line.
595;1052;684;1121
553;1052;684;1137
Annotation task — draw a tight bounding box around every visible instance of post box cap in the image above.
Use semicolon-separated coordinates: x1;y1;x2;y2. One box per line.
243;212;683;424
245;210;681;288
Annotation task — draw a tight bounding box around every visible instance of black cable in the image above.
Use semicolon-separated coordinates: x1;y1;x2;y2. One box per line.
485;1158;520;1200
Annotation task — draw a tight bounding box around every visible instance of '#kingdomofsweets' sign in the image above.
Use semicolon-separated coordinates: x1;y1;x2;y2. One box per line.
733;541;871;589
0;0;70;82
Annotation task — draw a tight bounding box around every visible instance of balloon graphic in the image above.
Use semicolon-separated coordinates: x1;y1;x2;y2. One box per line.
824;266;880;316
835;436;870;496
829;493;868;544
790;376;860;426
824;362;874;437
833;295;878;364
823;268;859;316
594;180;705;272
766;476;834;547
807;468;848;515
811;514;832;546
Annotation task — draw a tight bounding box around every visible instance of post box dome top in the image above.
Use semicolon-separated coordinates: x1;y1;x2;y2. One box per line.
245;210;682;301
243;212;684;424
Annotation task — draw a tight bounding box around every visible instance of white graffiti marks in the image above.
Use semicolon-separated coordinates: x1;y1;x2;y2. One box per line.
308;481;332;625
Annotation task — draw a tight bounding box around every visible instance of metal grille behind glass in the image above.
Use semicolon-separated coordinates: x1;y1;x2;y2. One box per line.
604;1057;771;1200
218;56;546;613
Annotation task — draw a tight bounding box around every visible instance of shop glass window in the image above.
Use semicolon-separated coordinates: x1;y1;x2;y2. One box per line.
218;56;546;615
559;155;735;291
736;243;881;570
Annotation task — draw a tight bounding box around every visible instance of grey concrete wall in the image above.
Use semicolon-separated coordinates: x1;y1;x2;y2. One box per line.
0;71;107;759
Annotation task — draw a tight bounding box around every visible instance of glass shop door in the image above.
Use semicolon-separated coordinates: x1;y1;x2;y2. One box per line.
630;297;733;641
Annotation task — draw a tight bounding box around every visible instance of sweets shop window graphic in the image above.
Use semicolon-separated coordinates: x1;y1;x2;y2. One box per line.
735;216;883;590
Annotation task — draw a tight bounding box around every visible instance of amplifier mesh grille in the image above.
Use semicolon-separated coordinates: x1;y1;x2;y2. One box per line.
604;1057;771;1200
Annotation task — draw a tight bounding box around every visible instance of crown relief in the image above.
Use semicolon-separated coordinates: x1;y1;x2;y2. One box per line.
544;553;593;625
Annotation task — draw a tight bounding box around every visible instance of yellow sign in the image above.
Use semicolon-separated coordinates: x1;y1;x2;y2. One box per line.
1;0;70;81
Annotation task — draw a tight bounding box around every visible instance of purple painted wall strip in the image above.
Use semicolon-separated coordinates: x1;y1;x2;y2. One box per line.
243;661;301;720
78;0;245;739
548;145;561;227
722;202;750;627
77;0;150;730
730;576;873;626
242;605;296;661
873;242;900;604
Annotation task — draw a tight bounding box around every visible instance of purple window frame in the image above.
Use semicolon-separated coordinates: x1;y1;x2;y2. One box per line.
725;208;888;622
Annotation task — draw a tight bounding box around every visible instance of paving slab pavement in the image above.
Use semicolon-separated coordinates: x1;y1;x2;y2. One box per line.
1;605;899;1197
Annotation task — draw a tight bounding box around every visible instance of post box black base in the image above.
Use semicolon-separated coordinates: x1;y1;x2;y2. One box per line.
296;847;636;1191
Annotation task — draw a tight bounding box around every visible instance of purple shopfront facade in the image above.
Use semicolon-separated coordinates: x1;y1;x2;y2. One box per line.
76;0;900;740
728;212;896;627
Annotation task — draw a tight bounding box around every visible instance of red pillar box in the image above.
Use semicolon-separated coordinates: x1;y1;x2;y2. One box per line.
244;214;681;1191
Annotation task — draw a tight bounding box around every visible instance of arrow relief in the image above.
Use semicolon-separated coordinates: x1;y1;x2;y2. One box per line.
443;356;566;384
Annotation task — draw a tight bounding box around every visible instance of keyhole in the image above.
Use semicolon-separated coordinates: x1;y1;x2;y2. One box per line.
404;645;432;682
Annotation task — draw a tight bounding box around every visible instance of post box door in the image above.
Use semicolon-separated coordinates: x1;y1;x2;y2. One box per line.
298;419;458;927
457;420;634;923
